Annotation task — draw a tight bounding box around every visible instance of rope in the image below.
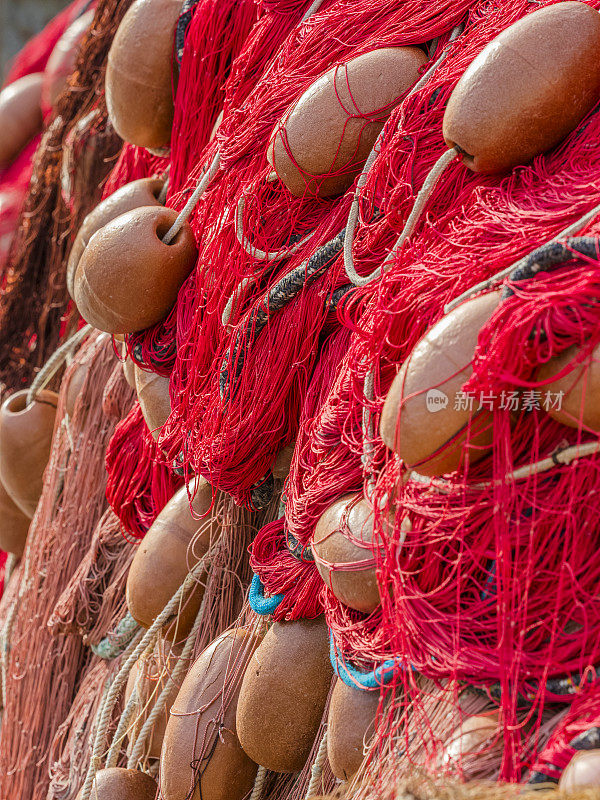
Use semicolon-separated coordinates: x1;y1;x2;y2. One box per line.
444;201;600;313
26;323;92;406
162;152;221;245
330;634;401;690
0;554;18;710
344;147;458;287
343;24;464;288
236;175;314;261
305;729;329;798
126;575;210;768
410;441;600;495
79;546;218;800
248;765;268;800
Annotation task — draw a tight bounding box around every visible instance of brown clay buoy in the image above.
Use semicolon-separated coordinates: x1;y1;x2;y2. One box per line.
0;389;58;518
67;177;164;298
560;750;600;791
443;2;600;173
124;638;182;760
327;678;381;781
380;291;501;476
160;628;260;800
106;0;182;150
0;73;44;169
537;344;600;432
236;616;333;772
268;47;427;198
126;478;220;641
0;480;31;557
313;494;382;615
73;205;197;334
75;767;157;800
134;365;171;440
42;10;94;111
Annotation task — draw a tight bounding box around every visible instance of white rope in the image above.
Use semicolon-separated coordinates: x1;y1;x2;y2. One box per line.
0;554;18;709
79;546;217;800
411;441;600;495
126;575;209;768
162;153;221;245
248;765;268;800
305;729;329;798
344;147;457;287
301;0;325;20
343;24;463;289
222;278;253;327
26;323;92;406
443;201;600;314
236;187;313;261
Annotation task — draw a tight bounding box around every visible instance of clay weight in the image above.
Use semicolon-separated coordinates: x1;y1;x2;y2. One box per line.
67;177;164;298
134;365;171;440
443;2;600;173
0;73;44;168
73;205;197;334
380;291;501;476
327;678;381;781
537;343;600;432
268;47;427;198
0;480;31;557
236;616;333;772
560;750;600;791
126;478;221;641
106;0;182;149
0;389;58;518
313;494;382;614
75;768;158;800
160;628;260;800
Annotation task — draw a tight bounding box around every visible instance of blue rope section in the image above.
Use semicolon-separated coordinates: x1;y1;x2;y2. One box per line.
329;633;402;690
249;573;285;616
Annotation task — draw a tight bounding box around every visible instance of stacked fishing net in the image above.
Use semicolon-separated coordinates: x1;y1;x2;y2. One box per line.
3;0;600;798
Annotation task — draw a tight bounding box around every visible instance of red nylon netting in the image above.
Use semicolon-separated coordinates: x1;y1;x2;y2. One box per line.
246;0;600;784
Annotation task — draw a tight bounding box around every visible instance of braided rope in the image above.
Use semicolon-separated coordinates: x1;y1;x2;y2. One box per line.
444;201;600;313
248;765;268;800
104;638;154;768
92;612;141;660
126;578;210;768
162;152;221;245
344;147;458;287
305;728;329;798
0;554;18;709
79;547;217;800
343;24;464;288
26;323;93;406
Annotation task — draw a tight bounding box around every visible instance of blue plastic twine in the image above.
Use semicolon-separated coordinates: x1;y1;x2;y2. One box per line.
330;633;402;690
249;573;285;616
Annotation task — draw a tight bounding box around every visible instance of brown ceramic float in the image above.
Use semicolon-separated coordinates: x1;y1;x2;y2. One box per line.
443;2;600;173
0;73;44;169
106;0;182;150
0;480;31;557
0;389;58;518
313;493;382;614
537;343;600;432
380;291;501;476
73;205;197;334
67;177;164;297
327;678;380;781
124;638;182;760
134;365;171;440
236;616;333;772
126;478;220;640
75;767;158;800
268;47;427;198
160;628;260;800
560;750;600;791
